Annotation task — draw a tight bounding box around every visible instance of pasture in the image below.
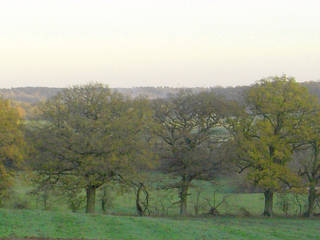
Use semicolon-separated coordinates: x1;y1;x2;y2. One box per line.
6;174;317;217
0;174;319;239
0;209;319;240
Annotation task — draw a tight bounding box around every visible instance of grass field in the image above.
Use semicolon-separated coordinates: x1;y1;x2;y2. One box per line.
7;174;316;217
1;174;319;239
0;209;319;240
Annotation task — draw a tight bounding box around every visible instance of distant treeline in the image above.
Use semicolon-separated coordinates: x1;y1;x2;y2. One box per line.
1;81;320;104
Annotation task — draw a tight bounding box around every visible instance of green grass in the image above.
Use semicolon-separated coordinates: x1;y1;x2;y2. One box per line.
0;209;319;240
2;174;319;239
7;174;317;217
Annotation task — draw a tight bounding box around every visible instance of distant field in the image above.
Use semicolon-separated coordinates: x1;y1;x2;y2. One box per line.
0;209;319;240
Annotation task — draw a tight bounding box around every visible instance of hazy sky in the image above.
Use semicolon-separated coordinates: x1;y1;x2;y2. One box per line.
1;0;320;88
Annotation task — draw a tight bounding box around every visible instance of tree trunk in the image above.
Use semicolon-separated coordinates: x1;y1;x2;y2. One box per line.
136;183;149;216
136;183;143;216
305;187;316;217
194;191;201;216
101;187;107;213
43;189;49;210
263;190;273;217
86;185;96;214
179;177;190;216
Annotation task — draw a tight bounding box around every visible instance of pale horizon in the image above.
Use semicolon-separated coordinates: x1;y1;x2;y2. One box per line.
1;0;320;88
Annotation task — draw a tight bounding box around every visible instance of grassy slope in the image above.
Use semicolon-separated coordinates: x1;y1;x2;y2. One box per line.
0;209;319;240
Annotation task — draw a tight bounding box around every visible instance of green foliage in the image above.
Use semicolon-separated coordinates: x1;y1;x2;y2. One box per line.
229;76;318;191
27;83;155;213
152;90;238;215
294;109;320;216
227;75;320;216
99;184;115;214
0;99;25;205
153;90;237;178
276;192;308;216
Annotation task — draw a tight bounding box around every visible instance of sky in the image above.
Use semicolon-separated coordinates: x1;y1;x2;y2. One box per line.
1;0;320;88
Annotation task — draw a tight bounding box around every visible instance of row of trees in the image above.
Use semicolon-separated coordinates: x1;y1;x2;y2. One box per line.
0;76;319;217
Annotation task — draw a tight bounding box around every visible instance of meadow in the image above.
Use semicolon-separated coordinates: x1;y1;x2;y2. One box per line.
0;209;319;240
0;174;319;239
6;173;316;217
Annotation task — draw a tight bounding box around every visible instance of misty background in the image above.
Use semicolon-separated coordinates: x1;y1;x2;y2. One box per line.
1;0;320;88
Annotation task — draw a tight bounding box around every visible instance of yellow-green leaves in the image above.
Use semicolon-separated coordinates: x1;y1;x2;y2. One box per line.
233;75;317;191
0;99;25;204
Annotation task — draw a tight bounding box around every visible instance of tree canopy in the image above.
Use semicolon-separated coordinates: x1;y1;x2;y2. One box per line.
29;84;154;213
229;75;319;216
152;90;238;215
0;99;25;204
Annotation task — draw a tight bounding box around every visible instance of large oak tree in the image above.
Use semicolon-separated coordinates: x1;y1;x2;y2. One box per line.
152;90;237;216
30;84;153;213
229;76;318;216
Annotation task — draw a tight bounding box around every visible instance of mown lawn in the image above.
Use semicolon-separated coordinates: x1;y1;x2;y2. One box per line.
0;209;319;240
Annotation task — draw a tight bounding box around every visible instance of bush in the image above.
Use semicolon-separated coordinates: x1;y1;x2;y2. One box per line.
12;198;30;209
99;185;115;214
149;189;176;216
239;207;251;217
66;191;86;213
276;193;308;216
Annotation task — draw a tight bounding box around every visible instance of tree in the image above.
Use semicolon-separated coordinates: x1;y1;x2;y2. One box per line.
295;111;320;217
152;90;236;216
29;84;153;213
229;75;318;216
0;98;25;205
